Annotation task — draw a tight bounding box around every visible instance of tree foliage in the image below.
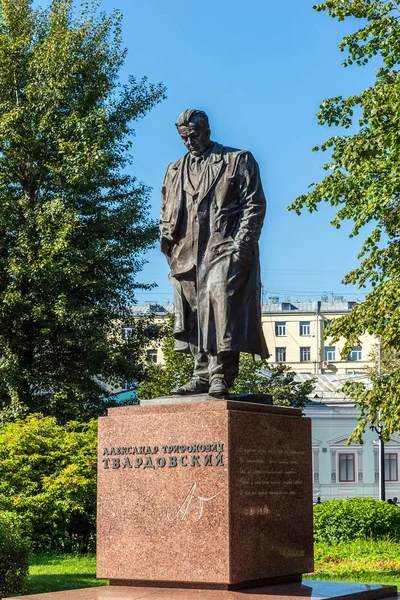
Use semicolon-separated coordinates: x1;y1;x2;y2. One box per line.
0;414;97;551
0;513;30;597
363;343;400;376
232;354;315;409
0;0;165;419
137;316;314;409
136;315;194;400
289;0;400;439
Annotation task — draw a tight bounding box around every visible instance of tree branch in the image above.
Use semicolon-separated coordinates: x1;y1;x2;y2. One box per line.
390;0;400;14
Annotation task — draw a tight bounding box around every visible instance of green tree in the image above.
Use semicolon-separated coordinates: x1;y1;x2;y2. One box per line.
0;514;30;597
136;315;194;400
137;316;314;408
289;0;400;440
232;354;315;409
0;414;97;551
365;344;400;377
0;0;165;420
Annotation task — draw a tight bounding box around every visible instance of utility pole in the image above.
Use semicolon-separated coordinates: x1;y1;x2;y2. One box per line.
371;420;385;501
379;425;386;501
371;336;385;501
315;301;320;375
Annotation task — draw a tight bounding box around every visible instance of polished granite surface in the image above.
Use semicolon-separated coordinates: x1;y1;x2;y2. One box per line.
6;581;398;600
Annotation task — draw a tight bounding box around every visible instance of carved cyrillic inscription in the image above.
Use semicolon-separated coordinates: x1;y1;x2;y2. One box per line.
238;447;305;498
102;442;225;471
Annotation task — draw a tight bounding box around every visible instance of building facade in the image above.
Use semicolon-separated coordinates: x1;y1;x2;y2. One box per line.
300;374;400;503
262;296;375;375
134;297;376;375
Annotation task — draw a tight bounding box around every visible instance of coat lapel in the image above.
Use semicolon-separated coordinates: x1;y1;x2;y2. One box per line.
196;143;224;204
170;156;185;198
167;156;187;234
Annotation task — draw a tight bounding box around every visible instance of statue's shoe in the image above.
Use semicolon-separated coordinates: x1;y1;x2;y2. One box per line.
208;378;229;396
171;378;209;395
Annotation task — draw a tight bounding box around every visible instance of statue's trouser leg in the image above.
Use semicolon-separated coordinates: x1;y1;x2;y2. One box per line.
208;351;240;387
175;271;239;386
191;348;210;383
177;272;209;384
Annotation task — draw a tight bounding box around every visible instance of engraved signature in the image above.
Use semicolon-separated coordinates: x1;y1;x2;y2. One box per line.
167;483;222;522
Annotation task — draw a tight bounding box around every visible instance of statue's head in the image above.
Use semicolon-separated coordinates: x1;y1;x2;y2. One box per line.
175;109;211;156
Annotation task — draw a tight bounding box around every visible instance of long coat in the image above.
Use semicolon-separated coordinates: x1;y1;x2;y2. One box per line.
160;142;268;358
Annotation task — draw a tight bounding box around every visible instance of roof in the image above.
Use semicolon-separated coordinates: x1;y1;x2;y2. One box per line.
106;389;138;403
129;299;358;316
128;302;174;317
294;372;371;402
261;300;357;313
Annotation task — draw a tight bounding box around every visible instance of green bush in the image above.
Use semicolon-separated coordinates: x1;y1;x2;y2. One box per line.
0;414;97;551
314;497;400;543
0;513;30;597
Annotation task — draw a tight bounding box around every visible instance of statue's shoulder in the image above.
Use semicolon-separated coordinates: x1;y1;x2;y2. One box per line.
219;145;257;169
165;155;185;174
221;145;243;156
219;144;254;160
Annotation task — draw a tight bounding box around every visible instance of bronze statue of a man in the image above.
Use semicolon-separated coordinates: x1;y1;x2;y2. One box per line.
160;109;268;396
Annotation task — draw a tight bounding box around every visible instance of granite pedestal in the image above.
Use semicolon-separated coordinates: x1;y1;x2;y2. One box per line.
96;396;314;589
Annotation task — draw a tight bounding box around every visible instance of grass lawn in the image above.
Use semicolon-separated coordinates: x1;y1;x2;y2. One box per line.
25;540;400;595
307;539;400;586
26;553;108;595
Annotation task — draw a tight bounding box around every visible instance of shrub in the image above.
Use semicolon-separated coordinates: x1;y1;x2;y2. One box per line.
314;497;400;543
0;513;30;597
0;414;97;551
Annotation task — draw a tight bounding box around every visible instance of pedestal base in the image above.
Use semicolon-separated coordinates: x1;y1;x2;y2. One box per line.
97;396;313;587
5;581;398;600
110;573;301;590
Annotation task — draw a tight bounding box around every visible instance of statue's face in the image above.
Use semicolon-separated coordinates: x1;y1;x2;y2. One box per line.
177;121;210;156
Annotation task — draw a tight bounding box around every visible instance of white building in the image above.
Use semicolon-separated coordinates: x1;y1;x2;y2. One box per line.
300;374;400;502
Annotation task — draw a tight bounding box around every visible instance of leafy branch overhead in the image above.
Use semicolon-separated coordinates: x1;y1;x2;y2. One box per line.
0;0;166;420
290;0;400;439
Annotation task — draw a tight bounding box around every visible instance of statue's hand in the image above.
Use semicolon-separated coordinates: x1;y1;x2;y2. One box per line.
233;240;254;270
160;234;173;257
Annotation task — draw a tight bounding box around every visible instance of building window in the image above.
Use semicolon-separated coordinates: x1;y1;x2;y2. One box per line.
339;453;355;482
122;327;134;340
385;453;398;482
275;347;286;362
300;347;311;362
349;347;362;361
324;346;336;361
121;381;135;391
300;321;311;336
275;322;286;336
145;323;160;336
146;349;158;363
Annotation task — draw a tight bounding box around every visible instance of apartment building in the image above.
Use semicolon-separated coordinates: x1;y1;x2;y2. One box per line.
262;296;375;375
134;296;376;375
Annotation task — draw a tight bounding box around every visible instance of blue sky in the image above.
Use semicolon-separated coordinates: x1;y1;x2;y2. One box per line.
45;0;379;303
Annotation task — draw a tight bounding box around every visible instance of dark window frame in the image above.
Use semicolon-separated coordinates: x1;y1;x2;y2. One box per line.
385;453;398;482
338;453;355;482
